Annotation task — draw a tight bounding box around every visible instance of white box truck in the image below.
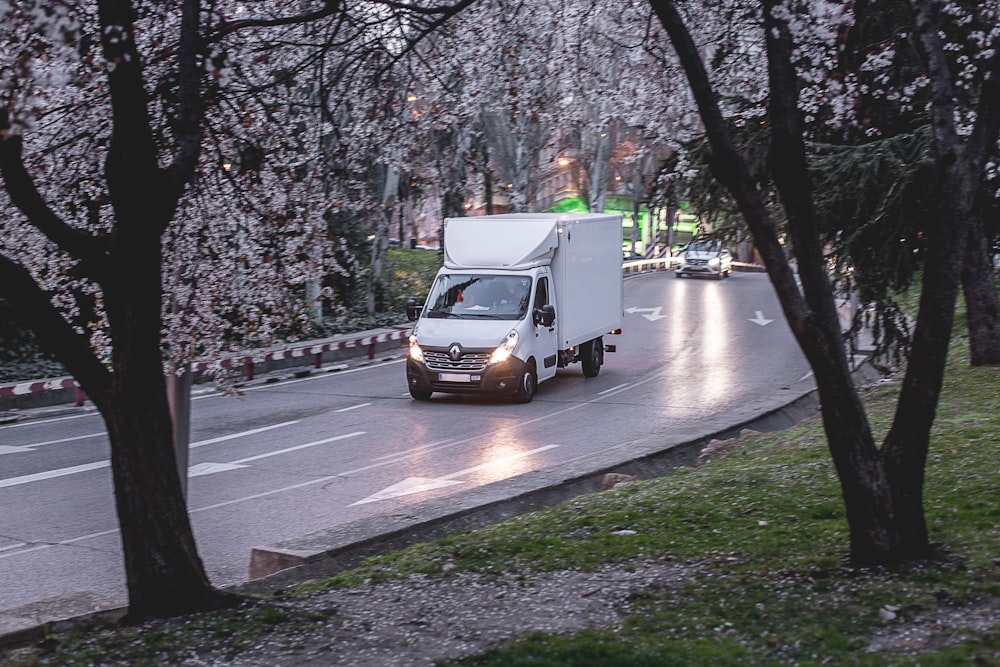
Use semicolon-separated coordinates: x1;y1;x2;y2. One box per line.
405;213;623;402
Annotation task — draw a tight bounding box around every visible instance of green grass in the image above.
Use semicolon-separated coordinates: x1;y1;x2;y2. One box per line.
5;297;999;665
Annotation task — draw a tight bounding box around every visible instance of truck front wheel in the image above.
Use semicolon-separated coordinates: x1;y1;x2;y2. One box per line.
513;362;537;403
581;337;603;377
409;386;432;400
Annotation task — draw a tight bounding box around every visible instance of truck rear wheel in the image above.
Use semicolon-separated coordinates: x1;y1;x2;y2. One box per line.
513;362;537;403
581;337;603;377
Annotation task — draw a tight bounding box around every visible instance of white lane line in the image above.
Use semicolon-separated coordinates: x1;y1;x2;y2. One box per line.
598;383;630;395
0;527;120;561
0;411;101;430
0;460;109;489
18;432;105;449
227;358;406;396
335;403;371;413
190;421;299;449
0;542;27;553
370;439;454;462
229;432;365;465
0;421;302;489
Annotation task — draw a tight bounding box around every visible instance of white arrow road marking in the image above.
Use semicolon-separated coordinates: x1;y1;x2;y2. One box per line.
351;444;560;506
625;306;667;321
749;310;774;326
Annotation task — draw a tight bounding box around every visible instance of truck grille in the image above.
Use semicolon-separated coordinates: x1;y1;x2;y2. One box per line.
688;258;709;266
424;350;490;373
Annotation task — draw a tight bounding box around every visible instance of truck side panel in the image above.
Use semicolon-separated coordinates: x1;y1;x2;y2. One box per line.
551;215;624;349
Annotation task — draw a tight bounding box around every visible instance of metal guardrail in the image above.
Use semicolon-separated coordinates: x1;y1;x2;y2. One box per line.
0;329;411;411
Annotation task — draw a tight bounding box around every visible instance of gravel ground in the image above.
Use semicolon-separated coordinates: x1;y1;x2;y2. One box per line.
4;556;999;665
210;558;697;666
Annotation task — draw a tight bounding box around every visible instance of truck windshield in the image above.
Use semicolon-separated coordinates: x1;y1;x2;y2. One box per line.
424;274;532;320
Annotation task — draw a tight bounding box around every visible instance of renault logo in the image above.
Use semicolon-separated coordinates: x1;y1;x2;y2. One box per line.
449;344;462;360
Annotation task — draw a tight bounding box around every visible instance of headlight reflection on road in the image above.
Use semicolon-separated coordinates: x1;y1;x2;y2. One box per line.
698;285;734;404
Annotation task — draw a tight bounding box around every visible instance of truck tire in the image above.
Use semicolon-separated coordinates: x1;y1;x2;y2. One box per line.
409;386;432;400
513;362;537;403
581;337;603;378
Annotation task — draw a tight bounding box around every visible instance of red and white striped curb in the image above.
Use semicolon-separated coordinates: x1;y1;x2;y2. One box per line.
0;329;411;401
0;377;80;398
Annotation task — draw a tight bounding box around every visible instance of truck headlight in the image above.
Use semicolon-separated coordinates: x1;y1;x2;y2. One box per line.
408;334;424;363
489;330;519;365
708;257;720;268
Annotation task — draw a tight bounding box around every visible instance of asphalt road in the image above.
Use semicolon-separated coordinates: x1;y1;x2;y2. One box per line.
0;270;814;621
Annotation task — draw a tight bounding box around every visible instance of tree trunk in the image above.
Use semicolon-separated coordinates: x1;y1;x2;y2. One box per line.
650;0;930;566
962;210;1000;365
588;125;610;213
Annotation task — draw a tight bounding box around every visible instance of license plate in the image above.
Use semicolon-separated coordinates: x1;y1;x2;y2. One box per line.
439;373;479;382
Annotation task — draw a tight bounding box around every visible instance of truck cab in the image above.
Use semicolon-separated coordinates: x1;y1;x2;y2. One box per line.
405;214;623;403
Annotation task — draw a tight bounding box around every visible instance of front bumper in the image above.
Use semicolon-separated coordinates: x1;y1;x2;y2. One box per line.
406;355;528;397
676;262;722;276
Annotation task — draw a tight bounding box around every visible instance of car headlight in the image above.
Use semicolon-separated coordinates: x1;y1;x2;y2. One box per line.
489;330;519;365
408;334;424;363
708;257;720;268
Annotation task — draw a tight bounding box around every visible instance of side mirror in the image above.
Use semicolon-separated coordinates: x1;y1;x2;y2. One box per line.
405;298;422;322
533;304;555;328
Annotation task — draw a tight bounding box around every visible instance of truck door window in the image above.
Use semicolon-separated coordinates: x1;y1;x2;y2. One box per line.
534;277;549;310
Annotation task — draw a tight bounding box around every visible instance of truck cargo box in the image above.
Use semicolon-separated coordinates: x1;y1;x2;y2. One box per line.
442;213;623;349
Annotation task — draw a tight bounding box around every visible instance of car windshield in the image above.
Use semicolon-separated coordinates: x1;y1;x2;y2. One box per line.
687;240;721;252
424;274;532;320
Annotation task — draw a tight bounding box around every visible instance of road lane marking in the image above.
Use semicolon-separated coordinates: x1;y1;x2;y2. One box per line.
0;460;109;489
352;444;560;505
0;412;101;430
190;421;299;449
0;421;303;488
14;432;106;449
335;403;371;413
231;358;406;395
599;384;629;395
370;439;454;462
193;373;673;511
189;432;366;477
230;432;365;465
0;527;120;561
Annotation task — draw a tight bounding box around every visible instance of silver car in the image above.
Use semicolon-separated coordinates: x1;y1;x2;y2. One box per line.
675;239;733;279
